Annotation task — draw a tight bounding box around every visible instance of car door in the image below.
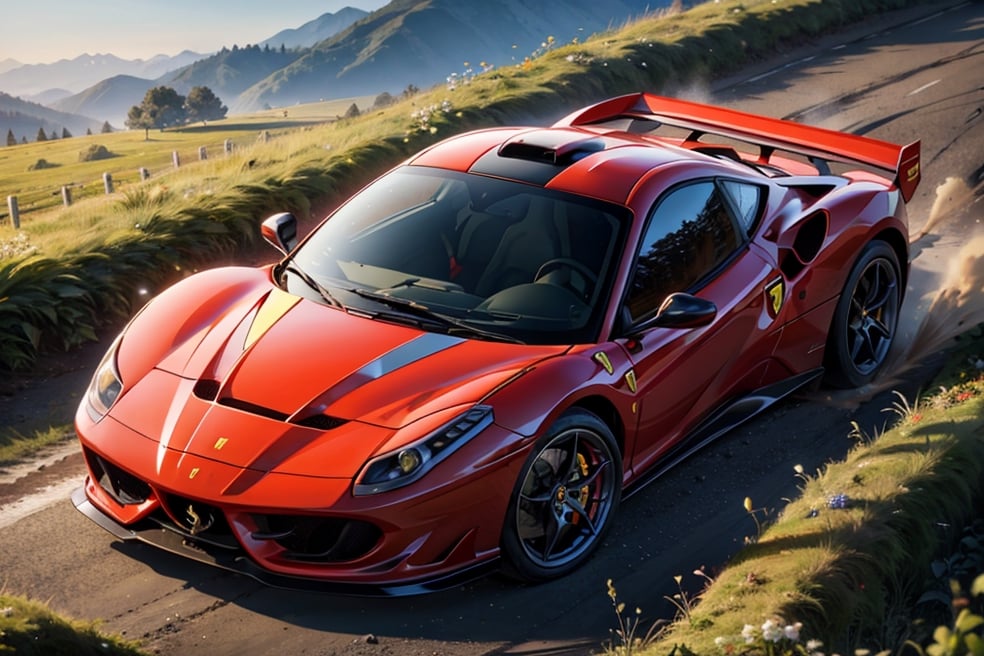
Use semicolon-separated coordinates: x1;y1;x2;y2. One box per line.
619;178;786;478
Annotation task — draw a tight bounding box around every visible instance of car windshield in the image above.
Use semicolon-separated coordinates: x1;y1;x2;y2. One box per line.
289;166;629;344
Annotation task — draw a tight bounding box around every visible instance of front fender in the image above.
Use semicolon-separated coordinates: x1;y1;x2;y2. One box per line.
115;266;273;391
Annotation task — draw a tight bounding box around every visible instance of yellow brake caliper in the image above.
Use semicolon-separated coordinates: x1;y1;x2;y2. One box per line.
571;452;590;525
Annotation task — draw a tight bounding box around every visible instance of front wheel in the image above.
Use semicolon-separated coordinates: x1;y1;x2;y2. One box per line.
500;409;621;582
825;241;902;388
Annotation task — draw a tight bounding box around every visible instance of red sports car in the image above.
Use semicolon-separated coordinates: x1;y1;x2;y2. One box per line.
74;93;920;595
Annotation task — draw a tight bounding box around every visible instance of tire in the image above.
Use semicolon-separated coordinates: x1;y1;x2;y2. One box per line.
500;408;621;582
824;240;902;388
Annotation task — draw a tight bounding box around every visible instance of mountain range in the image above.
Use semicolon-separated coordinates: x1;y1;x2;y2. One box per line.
1;0;673;141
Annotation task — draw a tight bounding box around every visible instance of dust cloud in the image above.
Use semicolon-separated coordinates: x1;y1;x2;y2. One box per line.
910;176;977;243
887;232;984;379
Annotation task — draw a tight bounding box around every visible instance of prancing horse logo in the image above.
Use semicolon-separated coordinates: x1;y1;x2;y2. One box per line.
185;504;214;535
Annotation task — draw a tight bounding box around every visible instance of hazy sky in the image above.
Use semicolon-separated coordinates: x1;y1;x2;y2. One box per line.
4;0;391;65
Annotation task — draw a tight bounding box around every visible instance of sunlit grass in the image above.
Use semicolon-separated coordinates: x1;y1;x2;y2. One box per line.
0;425;74;467
0;95;376;220
0;590;143;655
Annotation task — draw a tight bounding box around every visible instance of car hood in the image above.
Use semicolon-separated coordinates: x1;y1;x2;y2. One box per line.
114;267;565;432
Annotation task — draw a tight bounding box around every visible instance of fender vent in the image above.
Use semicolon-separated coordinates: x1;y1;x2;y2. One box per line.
780;211;828;279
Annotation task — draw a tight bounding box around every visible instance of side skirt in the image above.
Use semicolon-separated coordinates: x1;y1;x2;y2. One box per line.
624;367;823;500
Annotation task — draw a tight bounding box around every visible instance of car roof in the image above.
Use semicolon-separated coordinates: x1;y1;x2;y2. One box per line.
405;124;760;206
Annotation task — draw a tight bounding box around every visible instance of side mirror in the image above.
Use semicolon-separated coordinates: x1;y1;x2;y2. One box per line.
632;292;717;334
261;212;298;254
651;292;717;329
621;292;717;339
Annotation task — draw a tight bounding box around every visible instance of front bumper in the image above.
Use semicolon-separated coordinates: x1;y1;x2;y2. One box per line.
75;396;527;594
72;486;497;596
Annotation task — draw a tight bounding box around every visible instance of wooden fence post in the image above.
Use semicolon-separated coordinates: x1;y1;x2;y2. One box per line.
198;146;207;160
6;195;19;229
139;167;150;181
172;151;181;168
62;186;72;206
224;139;232;155
103;173;113;194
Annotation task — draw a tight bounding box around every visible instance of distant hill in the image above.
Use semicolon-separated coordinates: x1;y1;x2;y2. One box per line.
8;6;370;128
47;44;306;129
0;58;22;75
0;51;205;97
0;92;103;143
260;7;370;50
234;0;671;112
26;88;74;106
3;1;680;128
50;75;155;128
162;45;304;100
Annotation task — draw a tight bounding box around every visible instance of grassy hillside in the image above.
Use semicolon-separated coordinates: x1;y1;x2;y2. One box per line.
0;96;375;222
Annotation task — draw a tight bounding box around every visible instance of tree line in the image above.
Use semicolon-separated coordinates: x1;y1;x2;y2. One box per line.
4;118;112;146
3;85;228;146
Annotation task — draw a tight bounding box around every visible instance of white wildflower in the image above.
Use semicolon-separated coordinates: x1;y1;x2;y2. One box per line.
761;618;783;642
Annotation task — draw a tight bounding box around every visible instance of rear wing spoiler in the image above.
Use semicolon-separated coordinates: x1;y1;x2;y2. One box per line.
554;93;921;203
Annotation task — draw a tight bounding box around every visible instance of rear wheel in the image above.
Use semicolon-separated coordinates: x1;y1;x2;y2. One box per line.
825;241;902;388
500;409;621;582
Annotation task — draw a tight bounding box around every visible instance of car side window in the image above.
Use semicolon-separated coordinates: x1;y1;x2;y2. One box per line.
720;180;763;232
625;181;741;323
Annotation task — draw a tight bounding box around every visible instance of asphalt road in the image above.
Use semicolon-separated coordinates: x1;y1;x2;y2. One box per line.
0;3;981;655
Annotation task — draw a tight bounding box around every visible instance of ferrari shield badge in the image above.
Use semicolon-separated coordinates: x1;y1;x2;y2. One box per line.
765;277;785;318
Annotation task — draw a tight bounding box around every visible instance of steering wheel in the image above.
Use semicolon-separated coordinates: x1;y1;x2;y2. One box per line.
534;258;598;300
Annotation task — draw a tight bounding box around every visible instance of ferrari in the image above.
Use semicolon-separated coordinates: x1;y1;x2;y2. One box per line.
73;92;920;595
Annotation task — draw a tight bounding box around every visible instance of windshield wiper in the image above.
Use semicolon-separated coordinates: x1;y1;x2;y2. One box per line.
281;263;344;309
349;288;524;344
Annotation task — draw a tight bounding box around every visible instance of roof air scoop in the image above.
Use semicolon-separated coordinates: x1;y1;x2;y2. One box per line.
498;129;606;165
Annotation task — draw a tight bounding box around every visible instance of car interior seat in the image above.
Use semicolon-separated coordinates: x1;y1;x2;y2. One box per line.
473;196;570;297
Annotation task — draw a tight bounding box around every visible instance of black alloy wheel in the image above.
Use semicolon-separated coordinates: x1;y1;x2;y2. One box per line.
826;240;902;388
500;408;621;582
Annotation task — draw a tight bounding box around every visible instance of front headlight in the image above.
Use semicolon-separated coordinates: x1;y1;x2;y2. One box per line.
353;405;493;496
85;336;123;422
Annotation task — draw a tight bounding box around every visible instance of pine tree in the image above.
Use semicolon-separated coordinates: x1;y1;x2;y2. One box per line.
101;121;112;134
62;127;72;138
6;129;15;146
36;127;47;142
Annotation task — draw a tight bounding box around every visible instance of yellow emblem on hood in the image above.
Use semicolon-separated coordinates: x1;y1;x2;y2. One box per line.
244;288;300;350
